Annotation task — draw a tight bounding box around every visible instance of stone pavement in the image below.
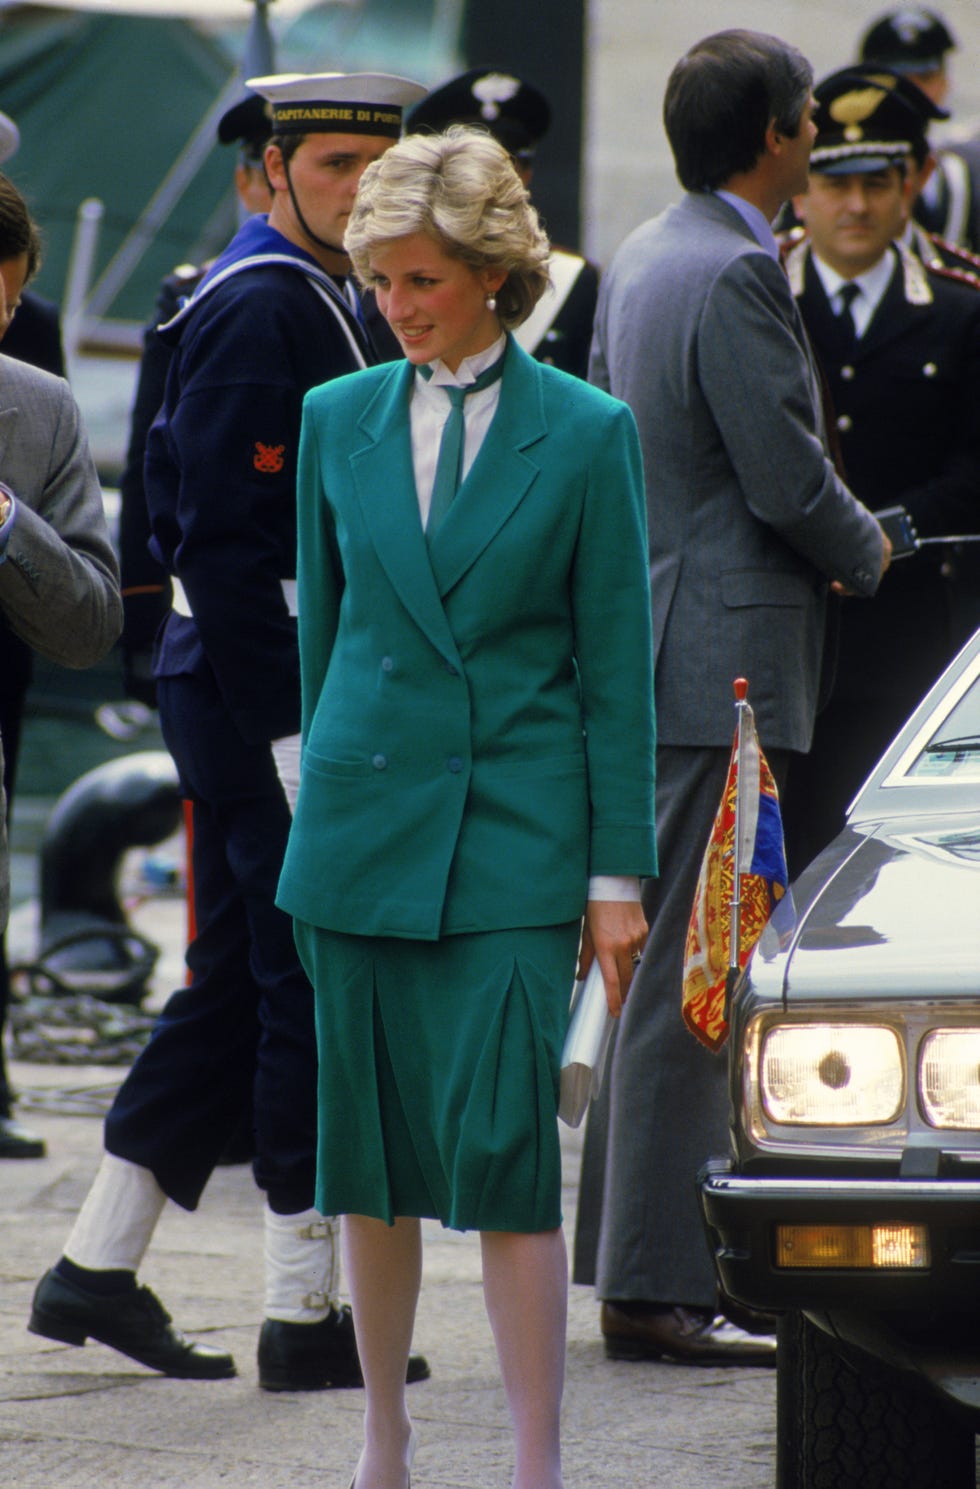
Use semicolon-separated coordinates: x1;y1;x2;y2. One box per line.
1;891;777;1489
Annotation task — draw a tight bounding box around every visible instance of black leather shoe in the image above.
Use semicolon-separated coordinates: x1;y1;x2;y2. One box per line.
601;1301;776;1365
28;1267;236;1379
0;1114;46;1159
258;1305;431;1391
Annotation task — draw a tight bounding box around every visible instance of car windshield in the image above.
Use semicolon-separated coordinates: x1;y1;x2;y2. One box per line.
906;669;980;780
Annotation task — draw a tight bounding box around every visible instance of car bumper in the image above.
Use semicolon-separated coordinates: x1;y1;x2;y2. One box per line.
698;1157;980;1315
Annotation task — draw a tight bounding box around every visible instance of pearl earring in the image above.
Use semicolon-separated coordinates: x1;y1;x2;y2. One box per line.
486;294;497;312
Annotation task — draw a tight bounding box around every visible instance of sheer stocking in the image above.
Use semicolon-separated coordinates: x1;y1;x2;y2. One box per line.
481;1227;567;1489
342;1213;421;1489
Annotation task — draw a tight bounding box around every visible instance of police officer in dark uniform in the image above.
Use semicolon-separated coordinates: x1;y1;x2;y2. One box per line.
779;65;980;871
858;7;980;251
30;71;432;1394
406;68;599;378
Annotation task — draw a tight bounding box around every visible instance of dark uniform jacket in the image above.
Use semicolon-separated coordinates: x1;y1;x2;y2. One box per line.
786;236;980;705
513;249;599;380
914;137;980;254
145;215;372;746
118;265;202;705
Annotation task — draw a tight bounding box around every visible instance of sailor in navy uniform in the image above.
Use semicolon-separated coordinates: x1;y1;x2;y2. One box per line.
30;72;432;1394
117;92;275;707
778;66;980;872
406;67;599;378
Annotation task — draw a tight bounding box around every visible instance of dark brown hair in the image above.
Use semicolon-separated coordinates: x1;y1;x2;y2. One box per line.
665;30;813;192
0;172;41;278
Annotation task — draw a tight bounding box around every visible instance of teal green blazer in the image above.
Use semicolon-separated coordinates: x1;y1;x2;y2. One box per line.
276;337;656;940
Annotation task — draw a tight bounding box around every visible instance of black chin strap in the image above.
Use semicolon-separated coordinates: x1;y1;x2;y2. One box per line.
283;157;348;258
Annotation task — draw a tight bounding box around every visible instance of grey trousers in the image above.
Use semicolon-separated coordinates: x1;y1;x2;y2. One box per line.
573;743;789;1309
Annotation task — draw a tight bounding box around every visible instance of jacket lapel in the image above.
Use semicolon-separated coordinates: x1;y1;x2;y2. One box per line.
856;250;920;360
349;362;460;662
426;338;548;597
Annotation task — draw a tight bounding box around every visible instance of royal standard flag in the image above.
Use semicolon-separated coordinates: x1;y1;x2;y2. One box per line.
682;698;788;1052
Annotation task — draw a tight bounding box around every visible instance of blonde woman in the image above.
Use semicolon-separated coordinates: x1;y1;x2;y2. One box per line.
277;126;656;1489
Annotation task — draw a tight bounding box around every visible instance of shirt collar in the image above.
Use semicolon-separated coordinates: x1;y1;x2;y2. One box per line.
809;245;897;312
714;190;780;261
421;333;507;389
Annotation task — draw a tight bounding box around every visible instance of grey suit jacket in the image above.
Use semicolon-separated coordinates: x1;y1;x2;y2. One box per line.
0;355;121;929
590;191;885;752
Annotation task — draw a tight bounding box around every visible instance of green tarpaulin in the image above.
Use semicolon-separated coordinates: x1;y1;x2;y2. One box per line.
0;1;456;340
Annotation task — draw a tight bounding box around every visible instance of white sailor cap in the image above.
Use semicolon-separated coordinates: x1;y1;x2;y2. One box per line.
0;110;20;165
246;72;426;141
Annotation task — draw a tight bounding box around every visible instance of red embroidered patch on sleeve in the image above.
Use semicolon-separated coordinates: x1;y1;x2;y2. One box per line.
254;442;286;473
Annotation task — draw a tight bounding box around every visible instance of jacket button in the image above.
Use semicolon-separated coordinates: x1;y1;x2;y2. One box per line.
447;756;463;774
840;364;855;380
381;656;394;673
923;362;937;377
836;414;852;432
372;754;387;771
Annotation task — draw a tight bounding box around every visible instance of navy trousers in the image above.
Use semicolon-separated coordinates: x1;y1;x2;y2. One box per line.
104;669;316;1213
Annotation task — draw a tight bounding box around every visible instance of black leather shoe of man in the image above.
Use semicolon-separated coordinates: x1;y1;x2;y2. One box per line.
28;1268;237;1379
0;1114;46;1159
600;1301;777;1365
258;1305;431;1391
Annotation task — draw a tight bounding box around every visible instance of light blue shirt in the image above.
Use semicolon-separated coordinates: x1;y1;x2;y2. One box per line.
714;190;780;261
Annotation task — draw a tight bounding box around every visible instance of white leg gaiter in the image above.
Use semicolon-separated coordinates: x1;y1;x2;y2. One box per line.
264;1205;340;1323
64;1152;167;1273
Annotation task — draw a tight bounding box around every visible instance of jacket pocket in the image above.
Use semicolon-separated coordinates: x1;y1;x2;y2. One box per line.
720;568;808;609
303;750;376;779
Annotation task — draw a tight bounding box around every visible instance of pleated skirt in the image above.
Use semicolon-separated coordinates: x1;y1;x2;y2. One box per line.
292;919;581;1233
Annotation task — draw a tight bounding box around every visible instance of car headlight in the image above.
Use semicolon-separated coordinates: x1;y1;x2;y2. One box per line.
760;1025;904;1125
920;1029;980;1130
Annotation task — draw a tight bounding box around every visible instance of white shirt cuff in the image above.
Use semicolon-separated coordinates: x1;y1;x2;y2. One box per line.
587;875;641;902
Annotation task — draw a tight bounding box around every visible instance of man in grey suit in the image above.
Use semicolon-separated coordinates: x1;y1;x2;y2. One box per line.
0;173;122;1154
574;29;890;1363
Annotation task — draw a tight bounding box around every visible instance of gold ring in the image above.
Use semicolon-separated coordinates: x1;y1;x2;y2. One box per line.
630;950;642;967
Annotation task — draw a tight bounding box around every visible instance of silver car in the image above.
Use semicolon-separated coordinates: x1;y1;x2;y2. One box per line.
699;627;980;1489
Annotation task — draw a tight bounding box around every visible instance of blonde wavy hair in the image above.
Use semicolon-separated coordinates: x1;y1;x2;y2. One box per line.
344;125;551;329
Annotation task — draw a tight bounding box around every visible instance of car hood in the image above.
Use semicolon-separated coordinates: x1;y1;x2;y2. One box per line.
752;816;980;1004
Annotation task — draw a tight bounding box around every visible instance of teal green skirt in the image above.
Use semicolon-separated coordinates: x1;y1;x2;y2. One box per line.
292;920;580;1232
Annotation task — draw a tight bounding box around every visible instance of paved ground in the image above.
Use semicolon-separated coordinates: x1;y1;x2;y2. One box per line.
1;877;778;1489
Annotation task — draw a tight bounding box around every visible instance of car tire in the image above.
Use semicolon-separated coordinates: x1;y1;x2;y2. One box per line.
776;1310;976;1488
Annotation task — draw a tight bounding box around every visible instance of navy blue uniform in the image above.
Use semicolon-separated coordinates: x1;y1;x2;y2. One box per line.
104;216;373;1212
117;266;203;706
783;238;980;871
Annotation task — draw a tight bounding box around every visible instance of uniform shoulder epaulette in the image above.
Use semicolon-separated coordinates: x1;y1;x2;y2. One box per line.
776;224;806;264
779;232;809;294
928;231;980;274
924;258;980;291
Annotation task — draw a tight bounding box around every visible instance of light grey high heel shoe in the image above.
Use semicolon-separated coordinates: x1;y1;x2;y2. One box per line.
348;1427;417;1489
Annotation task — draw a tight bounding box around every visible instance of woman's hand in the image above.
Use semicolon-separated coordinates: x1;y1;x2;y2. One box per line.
578;899;648;1018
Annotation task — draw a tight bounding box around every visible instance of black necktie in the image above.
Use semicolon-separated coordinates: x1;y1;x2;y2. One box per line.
836;282;861;358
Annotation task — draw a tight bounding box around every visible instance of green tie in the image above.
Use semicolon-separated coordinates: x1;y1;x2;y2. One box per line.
421;350;506;542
